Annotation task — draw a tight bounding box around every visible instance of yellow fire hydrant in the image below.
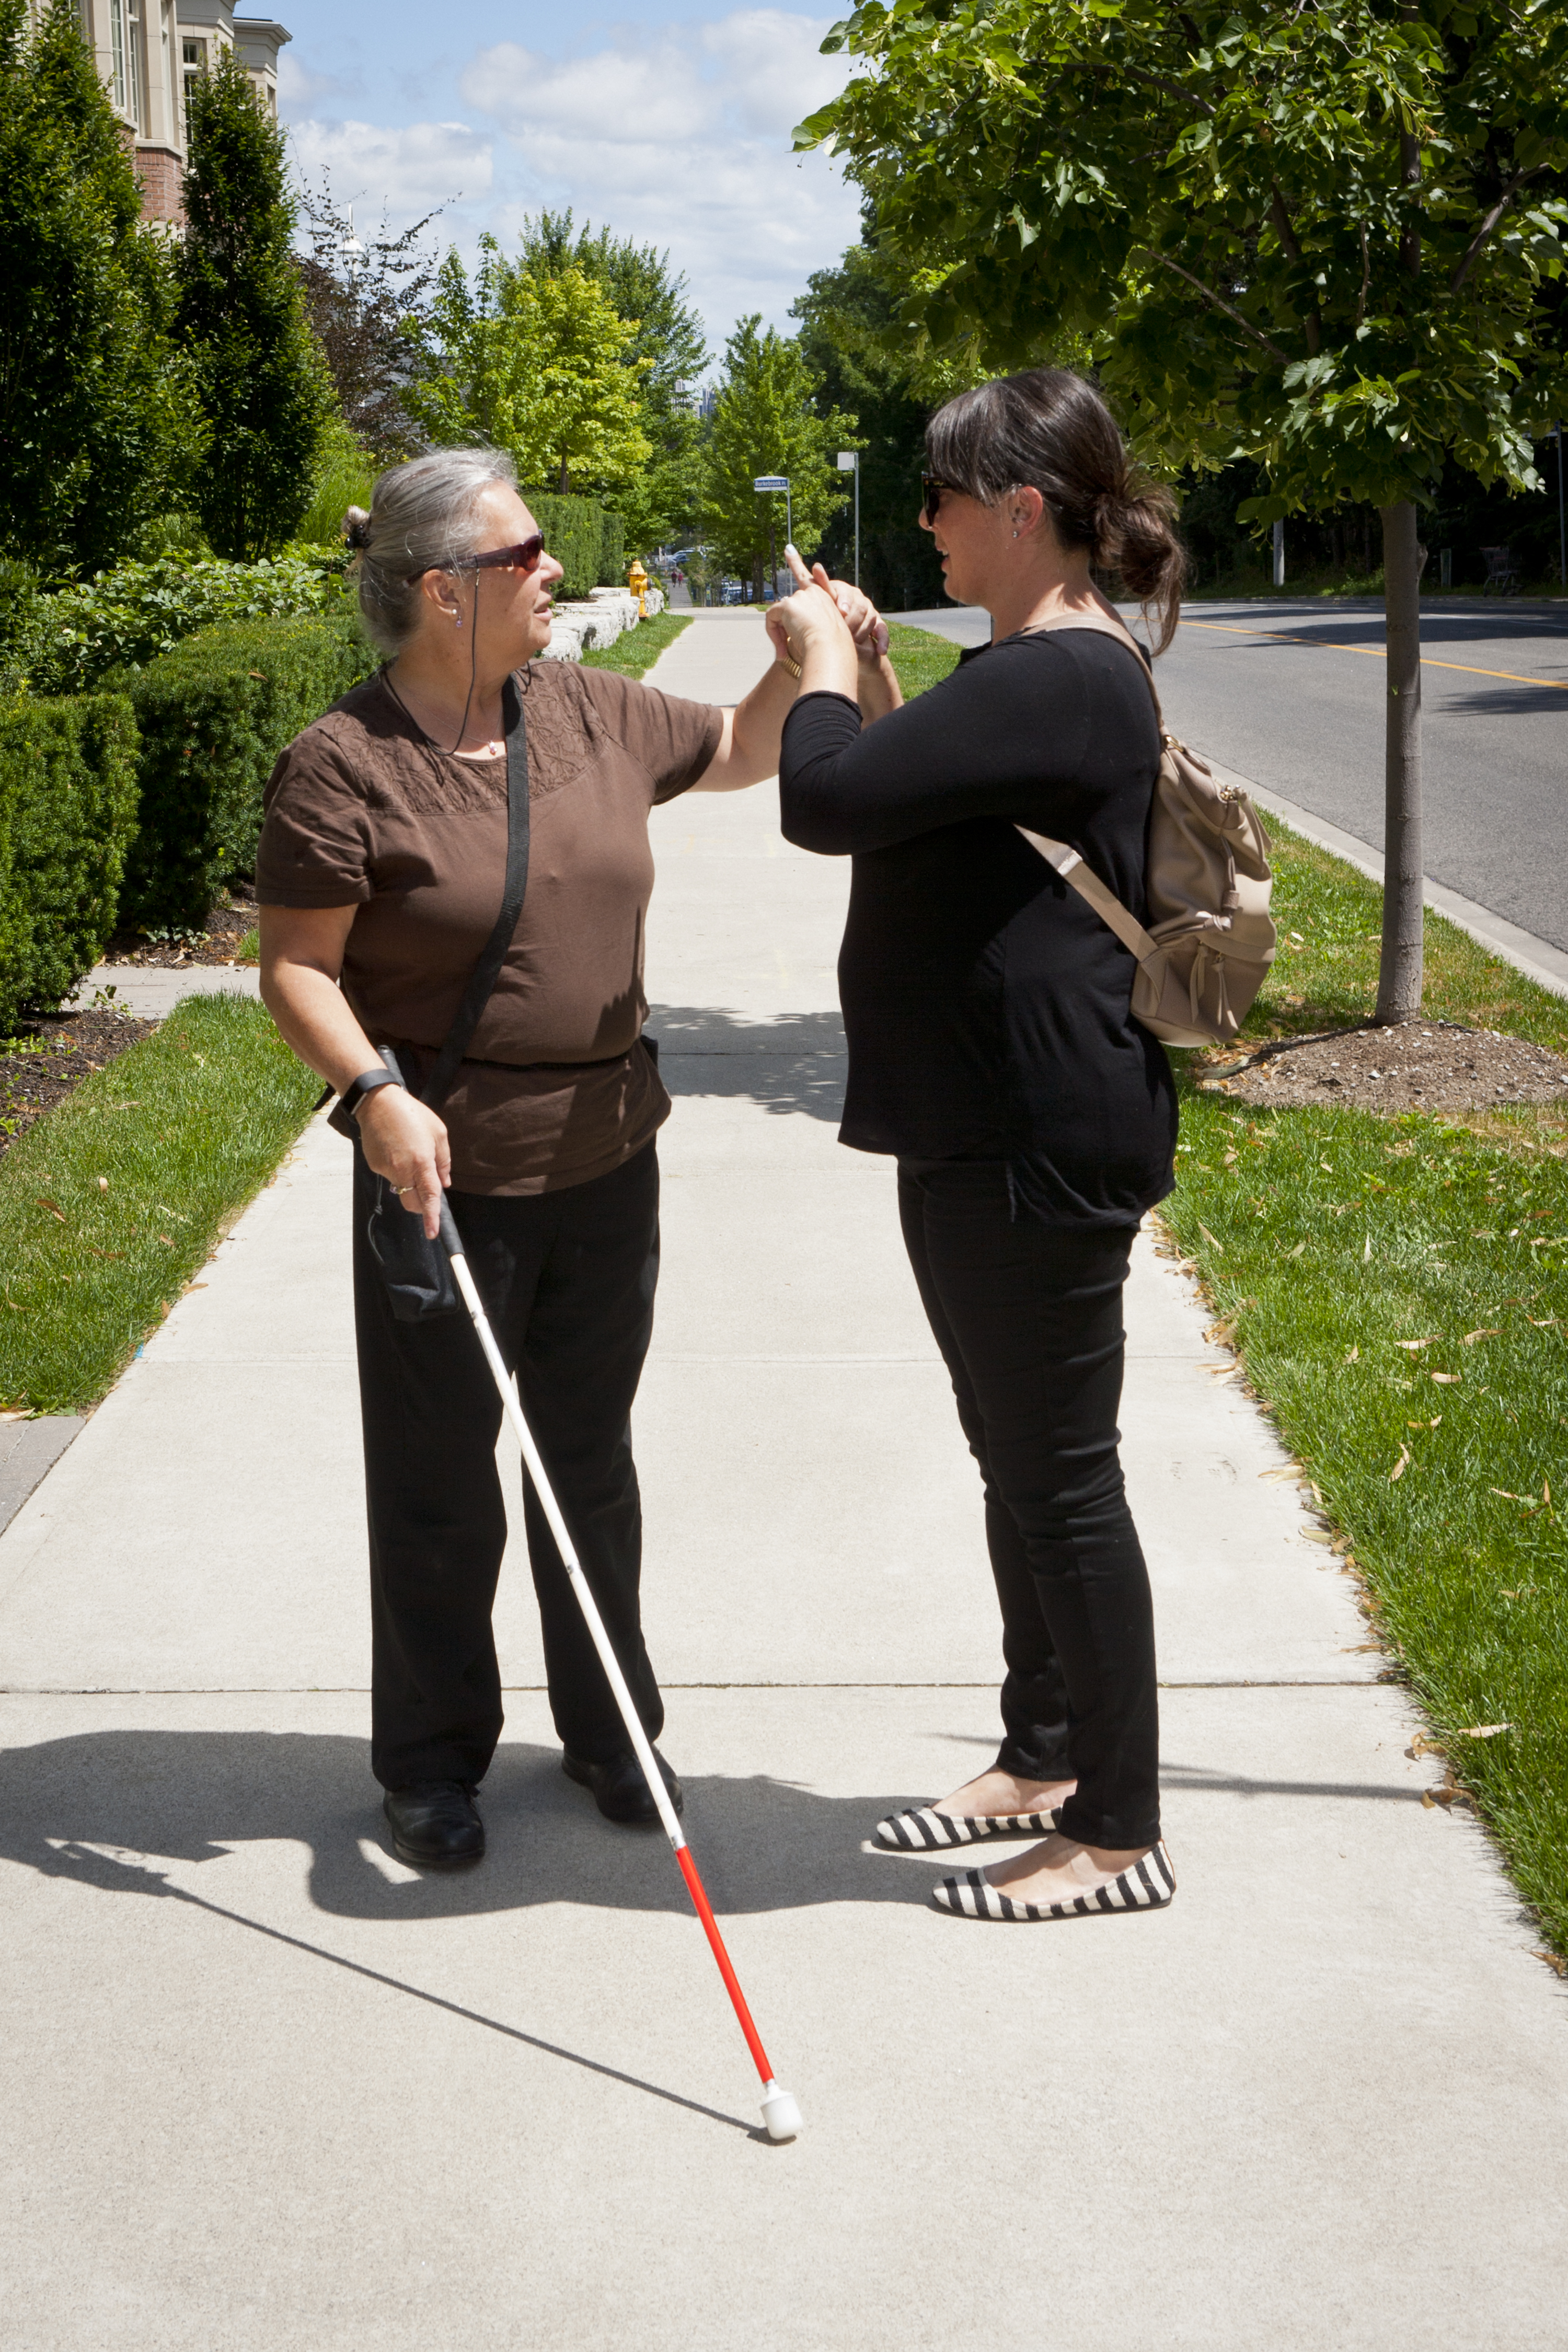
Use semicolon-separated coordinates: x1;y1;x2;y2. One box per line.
628;558;649;619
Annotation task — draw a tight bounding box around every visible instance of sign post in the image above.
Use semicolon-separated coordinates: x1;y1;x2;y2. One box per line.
753;475;790;599
837;452;860;589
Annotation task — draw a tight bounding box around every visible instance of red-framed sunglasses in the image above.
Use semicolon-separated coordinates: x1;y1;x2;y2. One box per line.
921;475;953;524
407;533;546;585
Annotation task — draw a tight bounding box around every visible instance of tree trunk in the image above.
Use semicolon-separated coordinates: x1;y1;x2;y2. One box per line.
1375;500;1425;1024
559;452;569;493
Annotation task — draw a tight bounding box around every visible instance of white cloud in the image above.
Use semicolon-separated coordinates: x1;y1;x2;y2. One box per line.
281;13;866;353
275;52;351;109
458;12;864;350
285;117;493;215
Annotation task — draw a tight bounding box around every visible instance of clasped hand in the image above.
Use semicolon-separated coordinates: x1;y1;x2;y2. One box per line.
765;545;889;670
357;1085;452;1236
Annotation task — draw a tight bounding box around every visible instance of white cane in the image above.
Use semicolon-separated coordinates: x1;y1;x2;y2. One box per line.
435;1195;802;2144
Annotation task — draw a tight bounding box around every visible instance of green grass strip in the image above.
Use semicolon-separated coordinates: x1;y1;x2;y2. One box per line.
579;610;693;679
885;619;963;700
1165;1083;1567;1945
0;995;322;1414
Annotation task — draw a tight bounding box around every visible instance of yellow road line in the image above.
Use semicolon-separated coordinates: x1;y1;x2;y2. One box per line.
1183;617;1568;691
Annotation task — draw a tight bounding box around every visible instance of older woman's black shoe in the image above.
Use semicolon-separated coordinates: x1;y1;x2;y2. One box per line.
383;1780;485;1868
562;1747;683;1825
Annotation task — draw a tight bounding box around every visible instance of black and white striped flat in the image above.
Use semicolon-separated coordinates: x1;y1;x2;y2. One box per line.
874;1803;1062;1852
931;1843;1176;1920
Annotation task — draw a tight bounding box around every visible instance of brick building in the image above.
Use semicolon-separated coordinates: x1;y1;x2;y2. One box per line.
26;2;292;226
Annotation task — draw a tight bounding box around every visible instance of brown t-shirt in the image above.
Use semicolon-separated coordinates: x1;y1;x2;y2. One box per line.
256;662;722;1194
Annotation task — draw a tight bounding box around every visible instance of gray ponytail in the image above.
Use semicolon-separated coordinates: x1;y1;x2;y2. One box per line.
925;370;1186;653
344;446;518;655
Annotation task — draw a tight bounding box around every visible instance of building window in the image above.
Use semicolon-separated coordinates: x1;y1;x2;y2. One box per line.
125;0;144;129
109;0;128;114
182;33;204;125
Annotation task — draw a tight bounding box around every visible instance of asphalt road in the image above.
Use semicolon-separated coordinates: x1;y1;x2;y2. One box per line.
898;597;1568;953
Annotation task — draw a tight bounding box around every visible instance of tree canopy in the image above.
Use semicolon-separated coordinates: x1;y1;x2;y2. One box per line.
405;237;651;502
296;181;443;463
698;316;855;592
802;0;1568;513
792;245;948;608
0;0;203;576
515;210;708;552
177;49;332;559
801;0;1568;1018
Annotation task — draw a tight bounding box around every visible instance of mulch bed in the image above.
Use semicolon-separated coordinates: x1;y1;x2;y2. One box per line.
0;1008;159;1160
1201;1020;1568;1114
102;890;257;969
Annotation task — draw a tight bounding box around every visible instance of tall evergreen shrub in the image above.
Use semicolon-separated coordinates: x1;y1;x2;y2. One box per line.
176;51;332;560
0;0;202;577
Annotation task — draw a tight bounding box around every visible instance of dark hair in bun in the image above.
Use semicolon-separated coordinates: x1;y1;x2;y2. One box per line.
925;368;1187;652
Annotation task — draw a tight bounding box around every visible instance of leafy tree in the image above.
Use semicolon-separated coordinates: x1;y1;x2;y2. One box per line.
405;238;651;501
792;244;946;608
698;315;855;594
177;49;333;560
0;0;202;577
296;179;443;463
802;0;1568;1021
514;211;707;554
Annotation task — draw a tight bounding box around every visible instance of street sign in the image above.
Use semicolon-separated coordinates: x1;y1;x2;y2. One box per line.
836;452;857;470
753;475;789;492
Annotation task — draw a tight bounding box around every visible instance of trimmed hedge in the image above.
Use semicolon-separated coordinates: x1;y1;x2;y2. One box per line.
526;492;627;598
116;611;377;931
0;693;140;1033
22;552;351;697
597;510;626;589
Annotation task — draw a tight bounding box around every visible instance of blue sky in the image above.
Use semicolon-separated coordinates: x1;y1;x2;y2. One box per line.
276;0;867;374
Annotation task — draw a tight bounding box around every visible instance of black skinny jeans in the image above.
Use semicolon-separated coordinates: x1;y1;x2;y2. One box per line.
354;1143;664;1792
898;1160;1160;1850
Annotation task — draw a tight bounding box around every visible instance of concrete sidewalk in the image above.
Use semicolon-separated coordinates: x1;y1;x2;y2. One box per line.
2;614;1565;2350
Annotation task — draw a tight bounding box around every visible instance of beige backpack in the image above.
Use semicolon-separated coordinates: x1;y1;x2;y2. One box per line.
1014;609;1276;1048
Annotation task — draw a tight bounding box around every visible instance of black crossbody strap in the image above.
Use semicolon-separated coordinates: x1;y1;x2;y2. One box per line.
420;671;530;1111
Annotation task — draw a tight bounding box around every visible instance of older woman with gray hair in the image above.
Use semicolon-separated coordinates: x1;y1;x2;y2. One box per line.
258;447;896;1868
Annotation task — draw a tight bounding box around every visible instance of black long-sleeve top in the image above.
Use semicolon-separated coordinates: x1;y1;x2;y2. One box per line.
778;626;1179;1227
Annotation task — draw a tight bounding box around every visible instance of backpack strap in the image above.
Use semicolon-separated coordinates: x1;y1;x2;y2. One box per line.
1014;825;1161;967
1012;608;1166;958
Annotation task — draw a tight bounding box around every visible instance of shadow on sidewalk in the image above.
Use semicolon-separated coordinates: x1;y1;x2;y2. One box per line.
0;1727;927;1926
647;1006;846;1122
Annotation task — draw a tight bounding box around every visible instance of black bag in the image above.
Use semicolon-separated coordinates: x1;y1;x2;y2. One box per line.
331;672;531;1322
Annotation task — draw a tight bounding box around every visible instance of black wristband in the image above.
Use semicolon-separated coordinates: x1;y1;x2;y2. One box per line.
327;1067;403;1139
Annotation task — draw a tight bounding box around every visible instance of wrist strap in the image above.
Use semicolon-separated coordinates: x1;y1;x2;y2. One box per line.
327;1067;401;1139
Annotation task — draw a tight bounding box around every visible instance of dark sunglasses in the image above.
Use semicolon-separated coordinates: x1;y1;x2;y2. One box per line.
406;533;546;585
921;475;953;524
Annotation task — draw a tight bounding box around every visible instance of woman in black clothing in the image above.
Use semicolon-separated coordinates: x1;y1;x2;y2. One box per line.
773;368;1184;1922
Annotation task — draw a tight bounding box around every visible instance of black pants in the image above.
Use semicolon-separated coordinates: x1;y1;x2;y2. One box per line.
354;1143;663;1792
898;1160;1160;1850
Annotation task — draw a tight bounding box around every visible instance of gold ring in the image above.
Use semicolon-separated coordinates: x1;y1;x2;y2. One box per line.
394;1184;412;1195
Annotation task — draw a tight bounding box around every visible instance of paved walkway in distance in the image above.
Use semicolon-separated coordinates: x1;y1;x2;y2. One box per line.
3;612;1566;2349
